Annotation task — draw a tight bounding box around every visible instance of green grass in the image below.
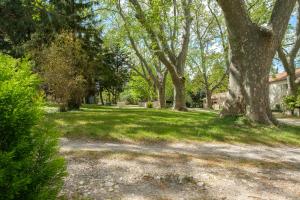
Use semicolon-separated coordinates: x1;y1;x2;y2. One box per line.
43;105;300;146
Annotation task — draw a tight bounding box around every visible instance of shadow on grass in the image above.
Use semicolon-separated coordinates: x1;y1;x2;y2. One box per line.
44;105;300;146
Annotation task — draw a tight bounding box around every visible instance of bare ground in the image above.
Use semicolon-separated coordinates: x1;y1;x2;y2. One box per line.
278;118;300;126
60;138;300;200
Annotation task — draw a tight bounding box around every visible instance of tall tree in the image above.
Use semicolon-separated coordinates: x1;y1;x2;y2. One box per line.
126;0;193;111
40;32;87;111
0;0;39;56
189;1;228;109
277;0;300;96
116;2;168;108
99;46;130;104
217;0;296;124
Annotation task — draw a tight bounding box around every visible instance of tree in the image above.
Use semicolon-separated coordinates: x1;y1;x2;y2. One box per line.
40;32;87;111
116;2;169;108
190;56;228;108
278;1;300;96
99;46;130;104
80;27;104;104
217;0;296;124
122;71;155;103
124;0;193;111
39;0;104;104
189;1;228;109
0;0;40;56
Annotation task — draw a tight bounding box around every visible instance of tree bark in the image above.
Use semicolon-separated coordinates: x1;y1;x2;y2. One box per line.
287;72;298;96
277;1;300;96
173;77;187;111
157;85;166;108
206;90;213;109
99;89;104;105
217;0;296;124
221;30;278;124
157;70;168;108
108;92;111;104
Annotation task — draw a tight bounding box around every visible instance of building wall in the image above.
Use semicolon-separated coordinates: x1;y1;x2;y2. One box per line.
269;80;288;109
205;81;288;111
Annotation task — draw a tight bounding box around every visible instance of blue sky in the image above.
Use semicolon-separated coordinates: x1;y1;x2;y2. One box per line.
274;14;298;73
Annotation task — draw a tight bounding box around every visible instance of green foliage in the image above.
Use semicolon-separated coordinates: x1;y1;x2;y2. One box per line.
283;89;300;112
297;95;300;107
247;0;275;25
146;101;153;108
121;72;154;103
0;0;37;56
40;32;87;111
283;95;298;111
99;46;130;103
0;54;66;200
45;105;300;146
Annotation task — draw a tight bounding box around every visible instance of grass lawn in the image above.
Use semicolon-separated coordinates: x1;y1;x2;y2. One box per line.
43;105;300;146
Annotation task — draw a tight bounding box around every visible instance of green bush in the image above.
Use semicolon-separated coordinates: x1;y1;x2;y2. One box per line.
40;32;87;111
0;54;66;200
283;95;297;112
146;101;153;108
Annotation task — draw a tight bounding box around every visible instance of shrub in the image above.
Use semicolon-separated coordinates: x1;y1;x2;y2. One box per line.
186;102;191;108
275;104;282;111
283;95;297;113
297;95;300;108
0;54;66;200
40;32;87;111
146;101;153;108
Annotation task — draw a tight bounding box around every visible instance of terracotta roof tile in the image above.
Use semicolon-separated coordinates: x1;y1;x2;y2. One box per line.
269;68;300;83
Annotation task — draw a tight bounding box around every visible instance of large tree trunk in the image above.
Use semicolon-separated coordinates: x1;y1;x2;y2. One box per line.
157;71;168;108
172;77;187;111
221;32;276;124
217;0;296;124
112;90;118;104
287;72;298;96
157;85;166;108
99;90;104;105
108;92;111;104
206;90;213;109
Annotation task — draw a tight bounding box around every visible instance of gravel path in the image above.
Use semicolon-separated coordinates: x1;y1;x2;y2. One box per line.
60;138;300;200
278;118;300;126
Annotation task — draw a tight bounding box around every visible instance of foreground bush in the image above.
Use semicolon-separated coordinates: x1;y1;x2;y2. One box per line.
0;54;66;200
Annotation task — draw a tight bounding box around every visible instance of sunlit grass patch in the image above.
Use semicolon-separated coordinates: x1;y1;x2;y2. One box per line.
43;105;300;146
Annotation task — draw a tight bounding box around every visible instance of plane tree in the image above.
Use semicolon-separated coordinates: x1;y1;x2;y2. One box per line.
120;0;193;111
277;0;300;96
217;0;296;124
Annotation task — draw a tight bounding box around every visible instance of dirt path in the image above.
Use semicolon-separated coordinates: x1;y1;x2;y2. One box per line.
60;138;300;200
278;118;300;126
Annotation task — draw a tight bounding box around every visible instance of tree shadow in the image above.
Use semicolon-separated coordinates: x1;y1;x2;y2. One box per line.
44;106;300;146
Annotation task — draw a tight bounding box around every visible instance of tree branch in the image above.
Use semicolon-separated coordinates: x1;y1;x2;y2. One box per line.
289;1;300;60
128;0;178;77
117;2;158;85
216;0;253;36
268;0;297;41
277;47;291;73
177;0;193;72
